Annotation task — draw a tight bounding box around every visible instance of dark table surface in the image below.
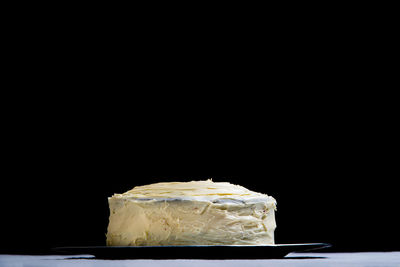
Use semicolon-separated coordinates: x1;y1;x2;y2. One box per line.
1;252;399;267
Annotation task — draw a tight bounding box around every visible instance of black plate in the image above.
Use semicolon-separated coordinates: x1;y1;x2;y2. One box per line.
54;243;331;259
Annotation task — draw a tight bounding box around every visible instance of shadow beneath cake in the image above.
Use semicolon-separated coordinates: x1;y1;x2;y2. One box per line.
53;244;331;260
284;256;327;259
59;255;327;260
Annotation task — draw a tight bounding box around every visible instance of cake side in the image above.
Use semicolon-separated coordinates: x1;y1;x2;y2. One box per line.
106;180;277;246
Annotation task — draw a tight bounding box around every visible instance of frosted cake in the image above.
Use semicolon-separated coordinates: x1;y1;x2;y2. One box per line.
106;180;277;246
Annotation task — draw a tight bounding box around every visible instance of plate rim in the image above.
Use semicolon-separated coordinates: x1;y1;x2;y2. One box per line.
53;242;331;259
55;243;331;249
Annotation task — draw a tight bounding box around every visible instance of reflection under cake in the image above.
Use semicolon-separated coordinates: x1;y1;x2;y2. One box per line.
106;180;277;246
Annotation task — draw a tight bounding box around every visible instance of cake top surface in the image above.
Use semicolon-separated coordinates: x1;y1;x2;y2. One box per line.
111;179;275;203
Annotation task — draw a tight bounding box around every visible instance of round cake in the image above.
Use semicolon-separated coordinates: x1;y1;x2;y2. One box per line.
106;179;277;246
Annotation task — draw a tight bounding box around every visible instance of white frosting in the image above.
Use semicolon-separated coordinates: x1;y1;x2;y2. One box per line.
107;180;277;246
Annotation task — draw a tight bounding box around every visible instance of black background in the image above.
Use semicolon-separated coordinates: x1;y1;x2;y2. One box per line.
1;8;398;254
1;100;398;254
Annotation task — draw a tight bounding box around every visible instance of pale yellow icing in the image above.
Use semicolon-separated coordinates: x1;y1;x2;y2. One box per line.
106;180;277;246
